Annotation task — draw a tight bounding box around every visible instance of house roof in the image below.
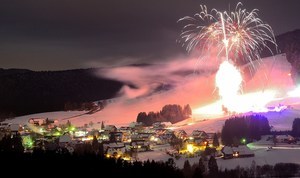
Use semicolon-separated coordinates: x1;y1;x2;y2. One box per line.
192;130;207;137
222;146;233;155
233;145;254;155
59;134;72;143
105;142;125;148
222;145;254;155
129;122;143;128
104;125;116;130
276;135;294;139
9;124;20;131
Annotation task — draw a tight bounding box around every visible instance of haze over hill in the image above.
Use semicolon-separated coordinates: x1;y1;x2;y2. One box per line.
0;30;299;120
4;53;297;129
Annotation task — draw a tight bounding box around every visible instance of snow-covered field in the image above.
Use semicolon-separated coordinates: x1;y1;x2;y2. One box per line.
137;137;300;170
137;144;300;170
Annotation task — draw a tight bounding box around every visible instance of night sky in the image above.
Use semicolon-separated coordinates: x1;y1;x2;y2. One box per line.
1;0;299;71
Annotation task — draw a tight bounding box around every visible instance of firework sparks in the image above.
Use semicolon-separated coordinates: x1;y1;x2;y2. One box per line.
179;2;277;113
178;2;277;66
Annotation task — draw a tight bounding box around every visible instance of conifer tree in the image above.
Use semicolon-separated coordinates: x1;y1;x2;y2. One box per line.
213;133;219;147
208;156;218;176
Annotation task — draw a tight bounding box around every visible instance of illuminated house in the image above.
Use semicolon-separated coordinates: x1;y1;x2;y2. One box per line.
130;140;151;152
28;118;57;127
152;122;166;129
175;130;188;139
59;134;73;147
192;130;208;139
104;142;126;158
118;126;132;133
109;132;123;142
131;132;153;141
221;145;254;159
28;118;44;126
275;135;296;144
0;123;9;131
8;124;20;135
206;133;215;142
104;125;117;133
193;138;208;146
118;127;132;142
129;122;144;132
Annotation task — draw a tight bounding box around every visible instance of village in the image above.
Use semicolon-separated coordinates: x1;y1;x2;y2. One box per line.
1;116;299;165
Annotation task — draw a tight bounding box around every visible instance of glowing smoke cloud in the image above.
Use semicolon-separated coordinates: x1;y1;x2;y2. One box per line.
98;58;218;99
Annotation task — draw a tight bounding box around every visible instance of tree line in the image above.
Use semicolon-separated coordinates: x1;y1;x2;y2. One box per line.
292;118;300;137
136;104;192;126
221;115;271;146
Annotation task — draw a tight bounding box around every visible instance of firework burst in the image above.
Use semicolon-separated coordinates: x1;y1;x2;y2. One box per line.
178;2;277;66
179;3;278;113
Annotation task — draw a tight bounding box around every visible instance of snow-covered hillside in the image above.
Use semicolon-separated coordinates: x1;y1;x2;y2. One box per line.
3;54;299;133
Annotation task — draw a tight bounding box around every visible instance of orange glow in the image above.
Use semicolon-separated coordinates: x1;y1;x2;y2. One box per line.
187;144;194;153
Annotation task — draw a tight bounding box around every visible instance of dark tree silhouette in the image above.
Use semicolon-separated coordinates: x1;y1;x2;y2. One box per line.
292;118;300;137
208;156;218;176
221;115;270;145
213;133;219;147
0;134;24;153
136;104;191;126
192;167;203;178
183;104;192;118
12;133;24;153
92;136;99;153
101;121;105;130
198;157;206;175
183;160;192;178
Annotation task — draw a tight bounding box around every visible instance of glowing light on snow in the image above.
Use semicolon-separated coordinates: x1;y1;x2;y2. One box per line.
193;90;277;115
288;86;300;97
187;122;195;126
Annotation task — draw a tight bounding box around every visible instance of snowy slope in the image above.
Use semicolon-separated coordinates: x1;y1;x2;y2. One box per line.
2;54;300;170
3;54;299;132
3;111;86;125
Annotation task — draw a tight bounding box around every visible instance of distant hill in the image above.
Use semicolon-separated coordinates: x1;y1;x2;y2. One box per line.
0;68;123;120
245;29;300;83
275;29;300;83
